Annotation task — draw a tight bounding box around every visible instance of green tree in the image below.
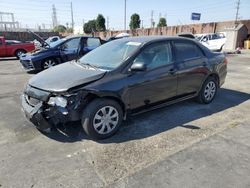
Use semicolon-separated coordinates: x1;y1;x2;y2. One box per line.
53;25;67;33
84;20;97;34
96;14;106;32
66;27;74;33
157;18;167;27
129;13;141;29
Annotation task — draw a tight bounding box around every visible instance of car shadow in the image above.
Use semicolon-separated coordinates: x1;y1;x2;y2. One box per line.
27;70;40;74
44;88;250;143
0;57;17;61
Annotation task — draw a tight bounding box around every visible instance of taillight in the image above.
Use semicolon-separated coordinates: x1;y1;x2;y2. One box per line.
224;58;228;64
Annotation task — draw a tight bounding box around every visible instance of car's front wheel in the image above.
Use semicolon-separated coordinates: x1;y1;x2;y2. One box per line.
197;77;218;104
81;98;123;140
42;58;57;70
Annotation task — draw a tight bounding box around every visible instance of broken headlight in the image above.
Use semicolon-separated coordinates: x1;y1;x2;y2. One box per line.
47;96;67;108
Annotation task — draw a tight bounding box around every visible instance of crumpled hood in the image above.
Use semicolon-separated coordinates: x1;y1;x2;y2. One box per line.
28;30;48;47
28;61;106;92
32;48;50;55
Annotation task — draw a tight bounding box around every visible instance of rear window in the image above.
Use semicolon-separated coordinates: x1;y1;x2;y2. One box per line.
174;41;204;61
211;34;221;40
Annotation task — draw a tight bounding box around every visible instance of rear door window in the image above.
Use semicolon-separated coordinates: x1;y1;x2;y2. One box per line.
62;38;80;50
211;34;221;40
87;38;101;47
0;40;2;46
174;41;204;62
134;42;172;70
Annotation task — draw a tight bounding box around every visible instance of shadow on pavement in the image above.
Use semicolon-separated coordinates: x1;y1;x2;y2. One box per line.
45;88;250;143
0;57;17;61
27;70;40;74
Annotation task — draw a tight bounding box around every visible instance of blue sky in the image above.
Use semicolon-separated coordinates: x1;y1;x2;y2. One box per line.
0;0;250;30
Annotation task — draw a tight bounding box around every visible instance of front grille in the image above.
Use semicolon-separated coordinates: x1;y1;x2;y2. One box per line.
20;60;34;70
25;94;41;106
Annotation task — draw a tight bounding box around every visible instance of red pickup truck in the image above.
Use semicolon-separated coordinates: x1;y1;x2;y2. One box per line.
0;36;35;58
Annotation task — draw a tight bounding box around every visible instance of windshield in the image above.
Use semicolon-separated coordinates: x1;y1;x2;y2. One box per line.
79;39;141;70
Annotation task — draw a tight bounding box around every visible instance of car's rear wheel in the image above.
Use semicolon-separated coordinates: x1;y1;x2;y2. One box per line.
42;58;57;70
197;77;218;104
15;49;26;59
81;98;123;140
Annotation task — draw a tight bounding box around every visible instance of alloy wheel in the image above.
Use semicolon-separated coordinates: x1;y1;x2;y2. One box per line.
17;51;24;58
204;81;216;101
43;59;56;69
93;106;119;135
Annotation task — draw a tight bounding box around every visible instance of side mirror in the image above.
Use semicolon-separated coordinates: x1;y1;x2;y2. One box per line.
130;62;147;72
60;45;66;50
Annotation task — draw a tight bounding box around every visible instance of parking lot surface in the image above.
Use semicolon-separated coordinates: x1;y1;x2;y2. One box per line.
0;52;250;188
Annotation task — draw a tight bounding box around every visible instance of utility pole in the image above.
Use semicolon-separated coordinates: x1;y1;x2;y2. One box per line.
141;20;144;28
52;4;58;28
71;2;74;32
151;10;154;28
235;0;240;26
124;0;127;30
159;13;162;21
164;13;168;26
107;16;109;30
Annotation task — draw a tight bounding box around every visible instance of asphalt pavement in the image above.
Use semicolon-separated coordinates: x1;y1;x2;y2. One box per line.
0;51;250;188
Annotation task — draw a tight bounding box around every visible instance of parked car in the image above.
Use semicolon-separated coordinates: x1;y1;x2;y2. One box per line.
5;40;22;45
20;35;103;71
196;33;226;52
177;32;196;39
106;32;130;42
33;36;61;49
0;36;35;58
21;36;227;139
45;36;60;45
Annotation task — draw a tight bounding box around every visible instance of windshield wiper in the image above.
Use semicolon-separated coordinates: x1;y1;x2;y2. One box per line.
81;63;100;70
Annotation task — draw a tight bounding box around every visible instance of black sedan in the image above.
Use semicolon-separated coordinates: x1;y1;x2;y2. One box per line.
21;36;227;139
20;35;104;71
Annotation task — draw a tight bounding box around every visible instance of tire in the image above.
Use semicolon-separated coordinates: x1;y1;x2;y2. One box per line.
81;98;123;140
42;58;57;70
197;77;218;104
15;49;26;59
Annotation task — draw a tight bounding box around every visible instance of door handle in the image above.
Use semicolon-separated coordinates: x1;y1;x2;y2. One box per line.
168;68;177;75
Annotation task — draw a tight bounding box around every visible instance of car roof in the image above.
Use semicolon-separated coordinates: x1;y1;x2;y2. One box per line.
65;35;99;39
115;36;213;57
115;36;196;44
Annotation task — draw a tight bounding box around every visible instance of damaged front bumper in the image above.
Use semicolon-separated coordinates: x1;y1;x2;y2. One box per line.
21;94;52;132
21;86;87;133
